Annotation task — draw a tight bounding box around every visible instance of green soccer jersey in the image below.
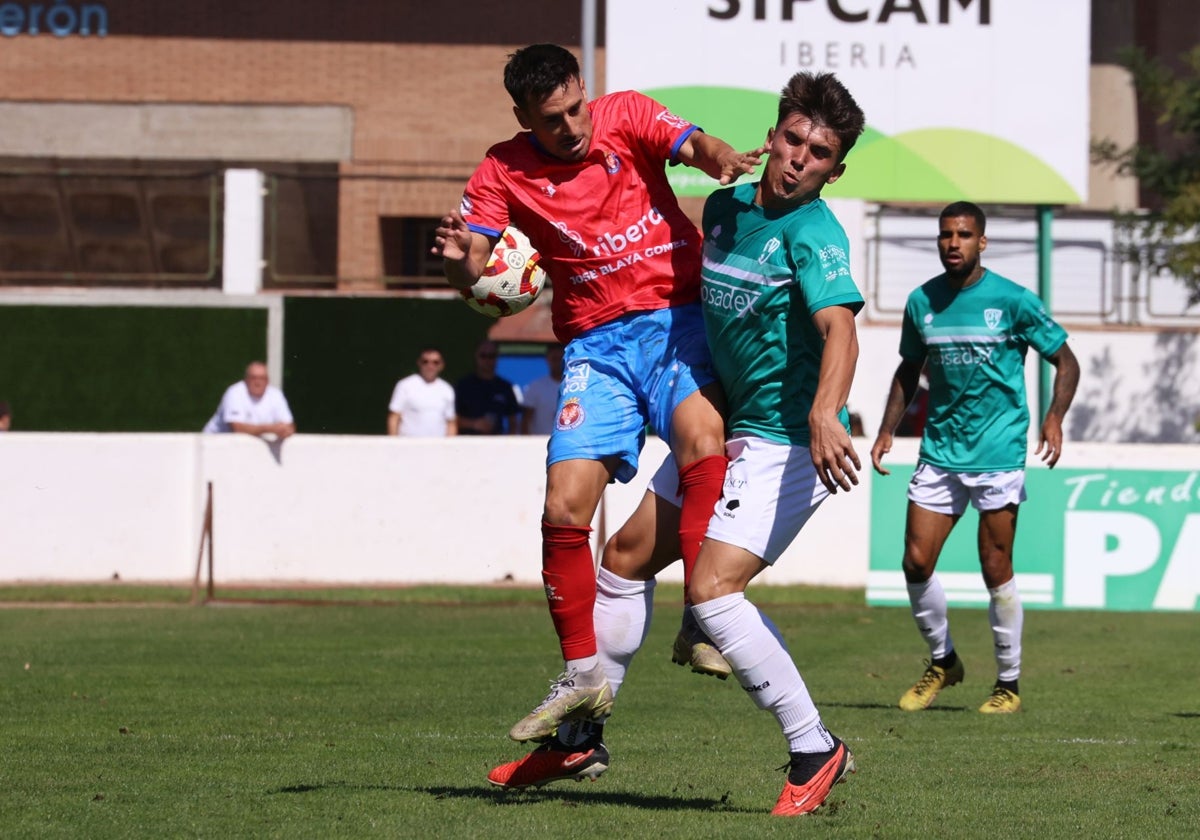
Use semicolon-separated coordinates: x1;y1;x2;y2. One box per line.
899;269;1068;471
700;184;864;446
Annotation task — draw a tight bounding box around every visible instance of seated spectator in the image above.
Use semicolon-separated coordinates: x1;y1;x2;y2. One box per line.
387;347;457;437
456;339;521;435
203;361;295;439
521;343;564;435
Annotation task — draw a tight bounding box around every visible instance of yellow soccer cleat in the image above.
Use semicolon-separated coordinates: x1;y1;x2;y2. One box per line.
671;627;732;680
898;658;965;711
979;686;1022;714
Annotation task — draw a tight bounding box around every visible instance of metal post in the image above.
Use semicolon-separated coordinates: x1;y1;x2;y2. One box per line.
1036;205;1054;419
581;0;597;95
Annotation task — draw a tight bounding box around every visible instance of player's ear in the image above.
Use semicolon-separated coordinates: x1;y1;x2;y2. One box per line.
513;105;531;130
826;162;847;185
979;233;988;253
765;127;775;145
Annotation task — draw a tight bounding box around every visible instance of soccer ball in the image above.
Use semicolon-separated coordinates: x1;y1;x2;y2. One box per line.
459;226;548;318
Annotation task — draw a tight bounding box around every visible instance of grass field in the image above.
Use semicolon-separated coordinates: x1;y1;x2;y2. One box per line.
2;585;1197;838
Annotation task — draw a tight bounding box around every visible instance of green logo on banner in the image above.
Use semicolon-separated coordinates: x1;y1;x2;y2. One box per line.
869;468;1200;612
649;86;1080;204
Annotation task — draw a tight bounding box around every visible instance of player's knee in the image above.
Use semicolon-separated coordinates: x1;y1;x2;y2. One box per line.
979;552;1014;588
902;553;935;583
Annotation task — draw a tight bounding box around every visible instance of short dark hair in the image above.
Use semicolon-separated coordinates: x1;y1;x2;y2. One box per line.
503;44;581;109
940;201;987;233
777;72;866;161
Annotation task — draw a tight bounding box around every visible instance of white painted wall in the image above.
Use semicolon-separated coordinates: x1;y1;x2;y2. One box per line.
4;428;1196;590
0;432;874;587
850;323;1200;445
222;169;265;295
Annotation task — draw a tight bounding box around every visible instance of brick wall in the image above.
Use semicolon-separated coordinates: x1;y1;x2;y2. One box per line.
0;1;607;289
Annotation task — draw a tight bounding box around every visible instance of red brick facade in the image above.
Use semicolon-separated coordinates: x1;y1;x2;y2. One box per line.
0;1;607;290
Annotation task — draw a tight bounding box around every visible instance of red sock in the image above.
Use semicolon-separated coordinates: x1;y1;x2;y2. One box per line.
677;454;728;594
541;521;597;660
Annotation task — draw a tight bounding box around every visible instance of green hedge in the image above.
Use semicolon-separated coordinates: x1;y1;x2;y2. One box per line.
0;305;267;432
0;297;493;433
282;296;489;435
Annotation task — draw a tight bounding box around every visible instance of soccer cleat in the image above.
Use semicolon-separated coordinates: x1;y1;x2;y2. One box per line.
979;686;1021;714
671;625;732;680
898;658;965;711
771;738;856;816
486;736;610;789
508;665;614;742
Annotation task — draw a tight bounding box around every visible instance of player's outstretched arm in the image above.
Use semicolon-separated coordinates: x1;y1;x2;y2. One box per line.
1036;343;1080;468
871;358;923;475
808;305;861;495
432;209;496;289
677;131;767;186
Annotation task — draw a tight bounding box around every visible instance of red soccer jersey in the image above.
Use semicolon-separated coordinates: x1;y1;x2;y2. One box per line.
460;90;704;342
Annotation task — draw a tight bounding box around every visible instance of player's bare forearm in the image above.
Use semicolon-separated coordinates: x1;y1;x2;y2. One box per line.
678;131;766;185
870;358;922;475
432;210;492;289
808;306;861;493
1046;343;1080;422
1037;343;1080;467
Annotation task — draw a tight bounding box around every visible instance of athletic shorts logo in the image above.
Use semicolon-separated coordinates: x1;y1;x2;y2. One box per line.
556;397;586;431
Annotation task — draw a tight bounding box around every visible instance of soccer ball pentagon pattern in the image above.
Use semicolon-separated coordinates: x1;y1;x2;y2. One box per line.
459;226;547;318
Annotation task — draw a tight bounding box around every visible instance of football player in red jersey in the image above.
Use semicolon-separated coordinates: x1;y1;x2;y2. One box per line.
433;43;764;764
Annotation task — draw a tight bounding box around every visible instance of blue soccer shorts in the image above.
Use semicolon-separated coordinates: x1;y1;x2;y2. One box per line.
546;302;717;484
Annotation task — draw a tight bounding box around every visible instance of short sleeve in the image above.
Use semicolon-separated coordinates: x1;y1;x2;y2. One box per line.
1015;288;1068;358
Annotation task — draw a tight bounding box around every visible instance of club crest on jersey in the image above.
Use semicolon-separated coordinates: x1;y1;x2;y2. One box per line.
556;397;586;431
758;237;782;264
459;195;473;216
984;308;1003;330
603;151;621;174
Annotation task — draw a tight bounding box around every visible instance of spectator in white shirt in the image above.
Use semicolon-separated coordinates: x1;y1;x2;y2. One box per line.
521;343;564;435
387;347;457;437
203;361;295;439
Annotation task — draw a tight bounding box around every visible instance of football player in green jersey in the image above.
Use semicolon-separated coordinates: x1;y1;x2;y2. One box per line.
871;201;1080;714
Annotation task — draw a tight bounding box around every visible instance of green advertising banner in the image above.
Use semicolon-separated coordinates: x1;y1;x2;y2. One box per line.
869;467;1200;612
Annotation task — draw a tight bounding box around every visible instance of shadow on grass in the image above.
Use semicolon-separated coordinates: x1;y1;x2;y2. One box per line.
823;700;970;713
427;785;755;813
268;781;755;812
270;782;405;794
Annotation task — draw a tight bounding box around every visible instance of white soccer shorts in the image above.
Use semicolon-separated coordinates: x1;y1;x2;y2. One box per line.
647;435;829;565
906;461;1027;516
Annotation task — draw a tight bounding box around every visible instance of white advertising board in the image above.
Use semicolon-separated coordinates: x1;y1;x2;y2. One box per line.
606;0;1090;204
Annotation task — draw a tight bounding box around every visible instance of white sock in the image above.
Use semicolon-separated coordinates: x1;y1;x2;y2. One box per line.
907;575;954;660
565;654;599;673
592;566;655;698
988;578;1023;682
693;592;820;752
556;567;655;747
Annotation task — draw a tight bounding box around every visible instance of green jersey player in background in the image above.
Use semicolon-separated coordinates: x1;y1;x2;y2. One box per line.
870;201;1080;714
